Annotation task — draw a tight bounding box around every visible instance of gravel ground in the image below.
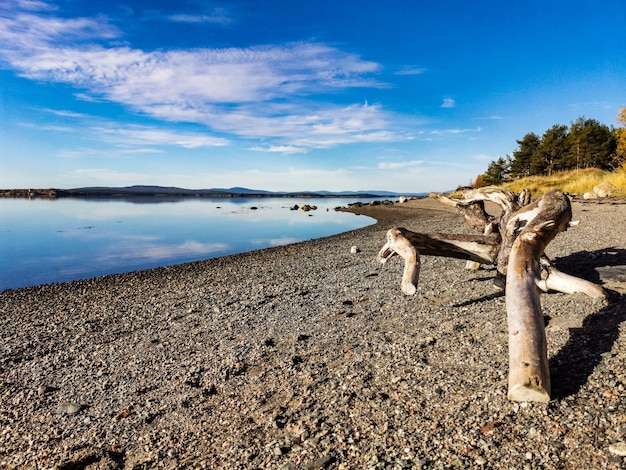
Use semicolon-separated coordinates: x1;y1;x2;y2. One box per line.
1;196;625;469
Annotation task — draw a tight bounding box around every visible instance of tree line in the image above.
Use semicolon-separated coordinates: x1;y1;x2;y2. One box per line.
479;107;626;186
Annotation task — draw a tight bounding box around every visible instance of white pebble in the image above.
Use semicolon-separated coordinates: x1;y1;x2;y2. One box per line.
609;442;626;456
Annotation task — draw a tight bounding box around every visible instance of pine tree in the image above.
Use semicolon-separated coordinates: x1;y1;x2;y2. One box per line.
483;157;508;185
615;107;626;168
567;117;616;170
509;133;540;178
532;125;569;175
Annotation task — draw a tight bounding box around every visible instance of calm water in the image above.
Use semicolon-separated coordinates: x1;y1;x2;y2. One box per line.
0;197;377;291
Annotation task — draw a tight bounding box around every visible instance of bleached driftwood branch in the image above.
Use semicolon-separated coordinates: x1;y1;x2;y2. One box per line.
505;190;572;402
378;228;501;294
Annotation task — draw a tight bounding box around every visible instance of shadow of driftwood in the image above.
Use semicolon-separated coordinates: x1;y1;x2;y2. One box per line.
550;294;625;399
448;247;625;398
548;247;626;399
551;247;626;286
452;290;503;308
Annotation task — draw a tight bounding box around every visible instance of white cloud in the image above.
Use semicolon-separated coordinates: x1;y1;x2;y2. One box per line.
395;67;426;76
441;98;455;108
0;11;119;51
249;145;308;154
58;147;164;158
168;8;232;25
0;11;380;103
92;126;229;148
430;127;481;135
18;121;76;133
377;159;424;170
17;0;57;12
0;3;413;151
144;101;411;148
43;108;90;119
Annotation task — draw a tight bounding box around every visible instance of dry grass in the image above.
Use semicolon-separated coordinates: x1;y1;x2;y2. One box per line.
502;167;626;197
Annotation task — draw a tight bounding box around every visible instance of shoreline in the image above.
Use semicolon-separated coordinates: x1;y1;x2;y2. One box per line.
1;198;625;469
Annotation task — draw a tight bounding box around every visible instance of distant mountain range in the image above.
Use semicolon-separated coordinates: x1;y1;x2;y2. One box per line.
0;185;427;199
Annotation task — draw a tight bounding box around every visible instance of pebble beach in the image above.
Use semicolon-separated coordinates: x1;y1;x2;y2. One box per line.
1;196;625;469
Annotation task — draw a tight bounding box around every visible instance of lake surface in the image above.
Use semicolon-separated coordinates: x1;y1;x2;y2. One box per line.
0;197;377;291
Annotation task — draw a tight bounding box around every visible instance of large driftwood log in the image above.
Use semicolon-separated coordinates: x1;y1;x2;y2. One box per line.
378;187;608;402
505;190;572;402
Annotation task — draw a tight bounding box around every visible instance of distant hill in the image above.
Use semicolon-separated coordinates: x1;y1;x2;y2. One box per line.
0;185;427;199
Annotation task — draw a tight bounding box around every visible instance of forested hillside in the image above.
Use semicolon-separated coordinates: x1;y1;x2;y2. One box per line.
478;107;626;186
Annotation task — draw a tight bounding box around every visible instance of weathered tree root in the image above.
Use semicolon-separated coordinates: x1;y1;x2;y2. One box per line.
378;188;608;402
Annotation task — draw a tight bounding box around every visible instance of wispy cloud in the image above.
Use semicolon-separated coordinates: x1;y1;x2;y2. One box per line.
431;127;481;135
377;159;424;170
168;7;232;25
441;98;455;108
0;3;407;151
249;145;308;154
395;67;426;76
58;147;164;159
92;125;230;148
0;6;120;50
43;108;90;119
18;121;76;133
16;0;57;12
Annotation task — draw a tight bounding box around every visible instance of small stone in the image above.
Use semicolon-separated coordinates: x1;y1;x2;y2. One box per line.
304;454;332;469
475;456;486;465
350;246;359;254
113;408;132;421
608;442;626;456
56;402;83;415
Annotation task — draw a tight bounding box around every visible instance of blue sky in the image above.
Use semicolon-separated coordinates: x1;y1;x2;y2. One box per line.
1;0;625;193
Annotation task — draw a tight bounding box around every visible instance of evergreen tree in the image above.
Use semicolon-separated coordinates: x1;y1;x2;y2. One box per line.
614;107;626;168
567;117;616;170
483;157;508;185
531;125;569;175
509;133;540;178
482;113;623;179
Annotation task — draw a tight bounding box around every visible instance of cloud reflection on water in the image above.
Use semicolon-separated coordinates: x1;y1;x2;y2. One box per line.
98;240;230;263
0;196;376;289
